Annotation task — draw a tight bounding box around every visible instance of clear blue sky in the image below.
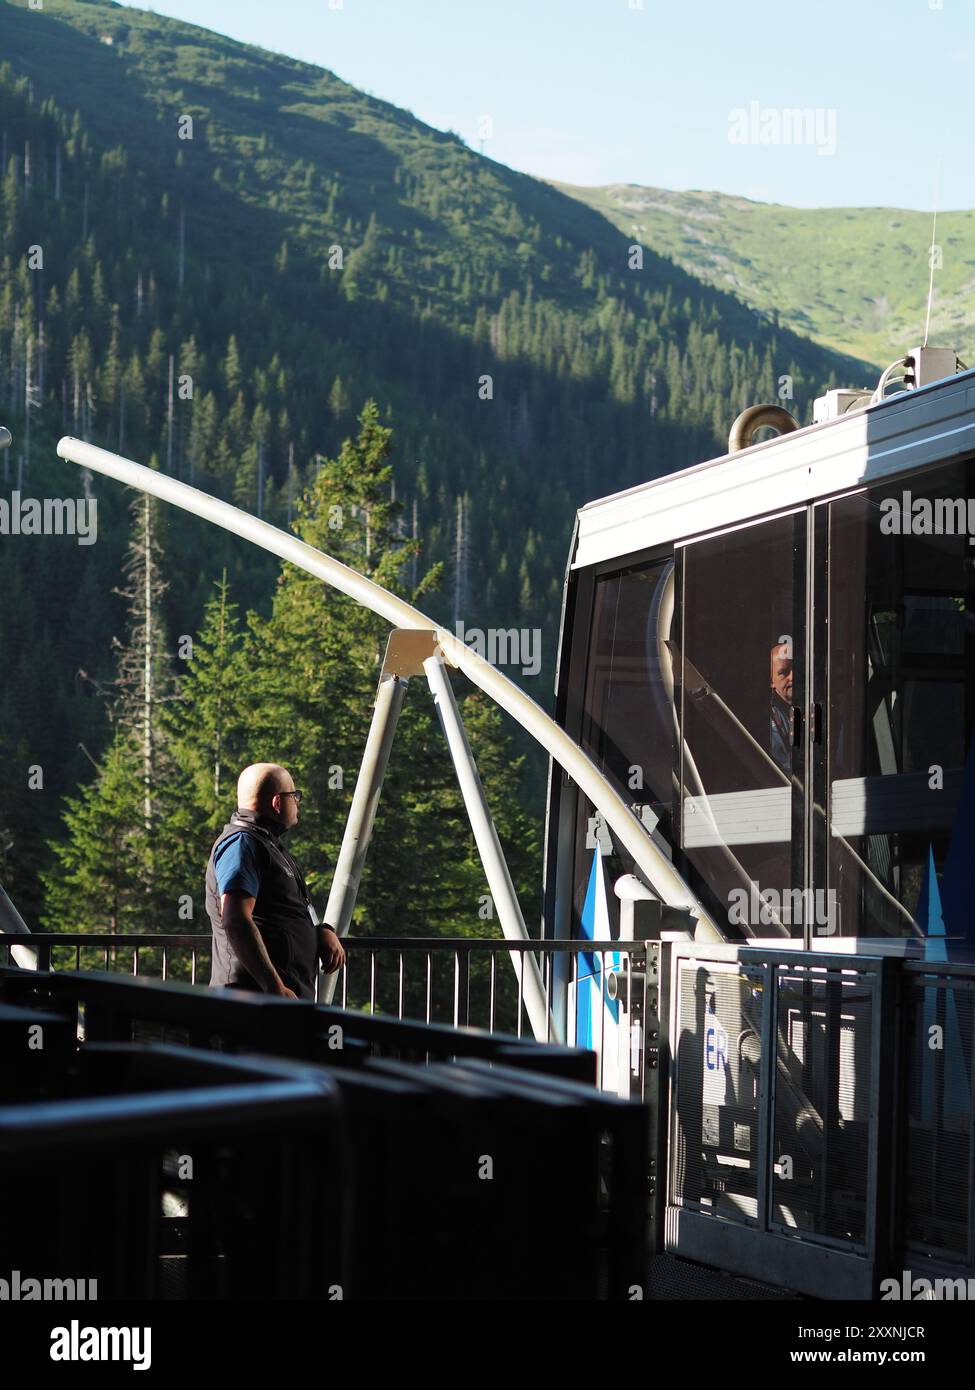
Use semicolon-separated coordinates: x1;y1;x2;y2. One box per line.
124;0;972;210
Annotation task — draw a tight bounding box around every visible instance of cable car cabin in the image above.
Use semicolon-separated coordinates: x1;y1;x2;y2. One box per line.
548;357;974;956
546;361;973;1026
544;354;975;1295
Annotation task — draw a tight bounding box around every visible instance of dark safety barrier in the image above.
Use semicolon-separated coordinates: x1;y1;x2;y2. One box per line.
0;1040;349;1299
0;966;646;1299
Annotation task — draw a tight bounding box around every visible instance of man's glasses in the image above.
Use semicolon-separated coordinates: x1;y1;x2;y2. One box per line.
279;790;303;806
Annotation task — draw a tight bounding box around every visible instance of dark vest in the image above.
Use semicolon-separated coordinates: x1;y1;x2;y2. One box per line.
206;809;319;999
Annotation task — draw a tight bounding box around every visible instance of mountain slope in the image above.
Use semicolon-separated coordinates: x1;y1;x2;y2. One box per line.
0;0;872;640
555;183;975;369
0;0;872;909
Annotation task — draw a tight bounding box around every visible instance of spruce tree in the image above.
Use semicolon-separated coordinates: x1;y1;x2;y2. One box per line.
42;732;151;933
235;401;543;1024
110;486;174;830
240;399;413;907
154;572;250;914
43;487;176;932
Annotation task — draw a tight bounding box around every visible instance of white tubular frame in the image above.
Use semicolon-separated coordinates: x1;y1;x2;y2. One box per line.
56;437;723;942
423;650;551;1040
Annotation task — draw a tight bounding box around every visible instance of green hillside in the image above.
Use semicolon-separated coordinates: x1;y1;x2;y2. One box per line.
555;183;975;369
0;0;870;920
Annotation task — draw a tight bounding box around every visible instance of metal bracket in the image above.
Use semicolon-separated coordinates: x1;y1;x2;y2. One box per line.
381;628;440;679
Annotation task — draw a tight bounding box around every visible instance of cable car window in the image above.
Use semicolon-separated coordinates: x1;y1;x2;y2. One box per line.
678;513;807;938
826;461;974;942
572;558;676;934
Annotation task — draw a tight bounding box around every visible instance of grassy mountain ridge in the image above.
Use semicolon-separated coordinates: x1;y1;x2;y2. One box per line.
3;0;873;369
554;182;975;369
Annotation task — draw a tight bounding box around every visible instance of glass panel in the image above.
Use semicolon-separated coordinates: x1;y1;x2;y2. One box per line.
771;964;874;1249
672;960;764;1224
571;558;677;934
679;515;806;938
827;462;975;942
903;974;974;1260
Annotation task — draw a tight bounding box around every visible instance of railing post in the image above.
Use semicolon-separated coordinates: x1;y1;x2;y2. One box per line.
453;949;470;1029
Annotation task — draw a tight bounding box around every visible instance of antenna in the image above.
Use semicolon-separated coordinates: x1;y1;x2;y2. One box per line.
923;161;941;348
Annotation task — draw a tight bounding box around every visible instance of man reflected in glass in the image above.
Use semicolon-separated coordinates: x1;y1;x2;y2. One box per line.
770;638;793;773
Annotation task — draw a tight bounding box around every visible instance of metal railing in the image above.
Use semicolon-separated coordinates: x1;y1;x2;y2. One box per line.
1;933;651;1092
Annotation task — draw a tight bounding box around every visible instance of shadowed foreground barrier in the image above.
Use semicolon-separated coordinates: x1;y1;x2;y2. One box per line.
0;969;649;1300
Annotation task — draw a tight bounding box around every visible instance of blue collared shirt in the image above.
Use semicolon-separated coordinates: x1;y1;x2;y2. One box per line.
213;832;263;898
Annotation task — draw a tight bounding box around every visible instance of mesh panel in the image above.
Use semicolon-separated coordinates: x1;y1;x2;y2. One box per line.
771;965;874;1248
671;961;764;1225
646;1253;802;1300
904;976;974;1261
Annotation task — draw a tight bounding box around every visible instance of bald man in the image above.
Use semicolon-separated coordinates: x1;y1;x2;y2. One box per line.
205;763;345;1000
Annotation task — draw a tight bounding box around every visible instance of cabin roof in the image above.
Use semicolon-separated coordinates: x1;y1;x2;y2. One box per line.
573;366;975;569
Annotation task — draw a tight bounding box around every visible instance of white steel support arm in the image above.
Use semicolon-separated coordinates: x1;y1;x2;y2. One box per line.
0;883;38;969
56;437;723;941
423;652;553;1041
319;668;408;1005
